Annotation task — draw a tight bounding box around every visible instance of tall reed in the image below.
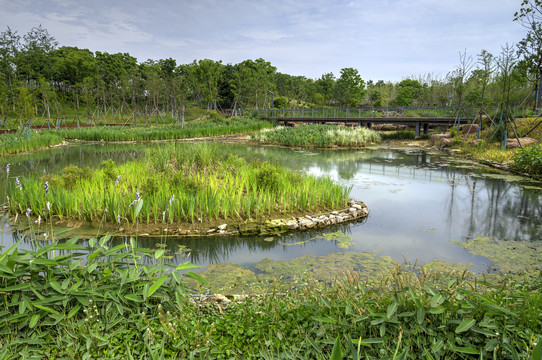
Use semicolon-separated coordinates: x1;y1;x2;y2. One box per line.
8;143;351;227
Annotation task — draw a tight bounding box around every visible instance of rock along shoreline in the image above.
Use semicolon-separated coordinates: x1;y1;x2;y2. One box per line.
136;200;369;238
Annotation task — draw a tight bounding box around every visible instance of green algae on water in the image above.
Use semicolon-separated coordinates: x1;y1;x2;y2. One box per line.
187;252;397;294
451;237;542;277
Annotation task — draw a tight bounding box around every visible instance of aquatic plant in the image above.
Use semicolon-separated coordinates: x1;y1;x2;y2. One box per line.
251;124;381;147
50;116;273;142
7;143;351;228
0;131;63;156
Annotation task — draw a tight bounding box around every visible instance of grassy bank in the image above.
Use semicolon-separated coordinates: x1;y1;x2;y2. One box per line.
7;142;350;229
49;116;273;142
0;131;64;156
0;236;540;359
251;125;381;148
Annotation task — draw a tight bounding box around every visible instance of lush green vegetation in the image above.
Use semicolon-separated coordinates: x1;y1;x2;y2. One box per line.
0;130;63;156
7;142;350;228
379;130;417;141
0;236;540;359
50;116;273;142
513;145;542;176
251;125;381;148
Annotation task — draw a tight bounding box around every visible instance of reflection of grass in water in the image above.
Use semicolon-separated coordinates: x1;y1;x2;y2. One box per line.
279;230;354;249
451;237;542;277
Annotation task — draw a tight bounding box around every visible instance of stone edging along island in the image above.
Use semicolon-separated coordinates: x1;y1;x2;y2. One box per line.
137;200;369;238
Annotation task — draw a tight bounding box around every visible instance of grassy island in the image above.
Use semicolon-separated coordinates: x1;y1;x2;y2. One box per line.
251;124;381;148
52;116;273;142
0;131;64;156
7;142;351;232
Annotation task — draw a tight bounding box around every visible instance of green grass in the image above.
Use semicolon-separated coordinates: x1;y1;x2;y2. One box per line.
251;125;381;147
0;130;63;156
50;116;273;142
7;142;350;227
0;236;540;359
379;130;417;140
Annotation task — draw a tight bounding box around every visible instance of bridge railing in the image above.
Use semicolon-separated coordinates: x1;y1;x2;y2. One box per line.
254;106;531;120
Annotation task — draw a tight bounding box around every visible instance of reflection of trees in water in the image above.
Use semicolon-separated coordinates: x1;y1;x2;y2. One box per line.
442;171;542;241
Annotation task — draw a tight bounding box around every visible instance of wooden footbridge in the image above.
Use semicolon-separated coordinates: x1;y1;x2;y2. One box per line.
256;108;474;136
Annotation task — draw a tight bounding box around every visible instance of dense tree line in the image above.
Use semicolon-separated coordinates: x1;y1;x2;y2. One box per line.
0;2;540;121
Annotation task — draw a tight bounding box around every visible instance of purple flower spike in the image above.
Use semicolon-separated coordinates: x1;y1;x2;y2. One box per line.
136;190;140;200
169;194;175;205
6;163;10;175
114;175;121;185
129;200;137;208
15;177;22;190
44;181;49;195
117;214;121;224
25;208;32;218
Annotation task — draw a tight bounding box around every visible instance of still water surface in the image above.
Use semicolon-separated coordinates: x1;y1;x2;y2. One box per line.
1;142;541;274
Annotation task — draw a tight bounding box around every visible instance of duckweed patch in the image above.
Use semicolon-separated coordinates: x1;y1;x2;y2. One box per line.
451;237;542;277
187;252;397;294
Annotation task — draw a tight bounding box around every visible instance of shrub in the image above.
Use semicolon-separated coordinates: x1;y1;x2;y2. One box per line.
513;145;542;176
61;165;90;189
255;162;281;193
101;159;116;182
273;96;289;109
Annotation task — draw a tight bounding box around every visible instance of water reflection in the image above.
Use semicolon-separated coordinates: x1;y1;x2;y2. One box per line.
1;142;541;273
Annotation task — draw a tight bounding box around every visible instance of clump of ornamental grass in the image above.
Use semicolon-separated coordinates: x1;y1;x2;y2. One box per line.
251;125;381;148
7;143;351;229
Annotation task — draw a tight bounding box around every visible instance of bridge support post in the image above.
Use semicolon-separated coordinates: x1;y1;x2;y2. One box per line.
415;122;421;137
423;123;429;135
367;122;372;129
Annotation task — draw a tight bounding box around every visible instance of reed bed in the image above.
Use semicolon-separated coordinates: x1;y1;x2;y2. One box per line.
0;131;63;156
7;142;351;226
51;117;273;142
0;236;540;359
251;125;381;147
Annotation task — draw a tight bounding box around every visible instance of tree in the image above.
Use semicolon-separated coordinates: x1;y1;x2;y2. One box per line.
195;59;223;109
52;47;97;86
17;25;58;80
393;79;424;106
334;68;365;107
451;50;474;110
0;26;21;88
316;73;335;106
514;0;542;112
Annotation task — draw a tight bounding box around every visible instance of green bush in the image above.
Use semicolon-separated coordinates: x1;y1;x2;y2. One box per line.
273;96;289;109
101;159;116;182
255;162;281;193
513;145;542;176
61;165;90;189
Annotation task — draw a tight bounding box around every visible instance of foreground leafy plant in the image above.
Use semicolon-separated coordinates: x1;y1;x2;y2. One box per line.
0;234;203;359
0;240;540;359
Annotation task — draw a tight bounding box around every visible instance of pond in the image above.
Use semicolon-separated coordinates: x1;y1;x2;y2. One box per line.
1;142;541;278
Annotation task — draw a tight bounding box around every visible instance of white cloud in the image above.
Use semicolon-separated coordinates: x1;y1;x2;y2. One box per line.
0;0;527;81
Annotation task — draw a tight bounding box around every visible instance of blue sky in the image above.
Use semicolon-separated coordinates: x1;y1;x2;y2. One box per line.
0;0;527;82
